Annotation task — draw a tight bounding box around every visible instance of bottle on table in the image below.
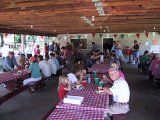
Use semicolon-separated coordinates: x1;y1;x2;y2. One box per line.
87;74;91;83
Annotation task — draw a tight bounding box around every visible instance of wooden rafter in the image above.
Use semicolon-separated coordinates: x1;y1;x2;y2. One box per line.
0;0;160;35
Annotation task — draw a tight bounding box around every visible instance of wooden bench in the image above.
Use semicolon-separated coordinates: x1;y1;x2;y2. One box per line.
0;79;44;105
112;114;127;120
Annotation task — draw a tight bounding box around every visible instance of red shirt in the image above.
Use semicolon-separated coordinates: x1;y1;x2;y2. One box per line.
59;84;68;100
36;48;40;55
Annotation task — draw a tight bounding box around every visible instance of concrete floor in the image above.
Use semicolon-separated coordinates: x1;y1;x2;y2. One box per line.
0;64;160;120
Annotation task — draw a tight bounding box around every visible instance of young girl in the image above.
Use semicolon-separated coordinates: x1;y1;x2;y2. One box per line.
58;75;71;100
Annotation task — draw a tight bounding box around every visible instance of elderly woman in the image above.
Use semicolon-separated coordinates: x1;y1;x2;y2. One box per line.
149;54;160;79
23;57;42;86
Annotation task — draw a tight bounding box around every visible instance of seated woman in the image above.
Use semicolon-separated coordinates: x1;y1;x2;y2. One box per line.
58;74;71;100
46;54;57;77
3;51;19;72
23;57;42;88
18;54;26;69
149;53;160;79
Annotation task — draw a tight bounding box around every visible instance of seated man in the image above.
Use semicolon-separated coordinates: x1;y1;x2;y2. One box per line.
86;52;96;68
50;53;60;70
139;50;150;73
37;55;51;78
3;51;19;72
98;67;130;117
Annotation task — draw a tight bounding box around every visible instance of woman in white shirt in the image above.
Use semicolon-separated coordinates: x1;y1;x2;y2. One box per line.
46;55;57;76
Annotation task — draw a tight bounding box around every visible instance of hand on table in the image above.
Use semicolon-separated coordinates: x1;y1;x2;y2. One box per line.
98;86;103;90
97;87;105;93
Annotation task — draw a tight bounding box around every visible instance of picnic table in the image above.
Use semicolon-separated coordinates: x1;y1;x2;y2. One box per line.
47;109;105;120
88;63;110;73
0;69;30;84
0;69;31;105
56;83;109;112
44;74;110;120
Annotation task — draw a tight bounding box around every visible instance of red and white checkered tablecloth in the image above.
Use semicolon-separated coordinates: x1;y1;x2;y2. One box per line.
88;63;110;73
47;109;105;120
56;83;109;112
0;69;30;84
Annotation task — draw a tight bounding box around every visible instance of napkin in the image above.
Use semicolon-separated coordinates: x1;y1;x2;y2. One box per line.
63;95;84;105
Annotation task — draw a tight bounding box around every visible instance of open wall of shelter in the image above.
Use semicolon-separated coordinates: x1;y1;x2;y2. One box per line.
57;32;160;55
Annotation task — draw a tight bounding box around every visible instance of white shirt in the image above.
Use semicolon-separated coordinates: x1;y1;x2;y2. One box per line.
48;59;57;74
39;60;51;77
0;45;11;57
110;77;130;103
25;46;32;54
67;73;78;83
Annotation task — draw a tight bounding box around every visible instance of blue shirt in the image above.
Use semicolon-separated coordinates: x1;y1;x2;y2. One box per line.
3;56;19;71
29;62;42;78
53;58;60;70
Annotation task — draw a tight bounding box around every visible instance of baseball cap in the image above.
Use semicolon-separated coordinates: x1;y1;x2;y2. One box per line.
29;56;36;61
108;67;119;72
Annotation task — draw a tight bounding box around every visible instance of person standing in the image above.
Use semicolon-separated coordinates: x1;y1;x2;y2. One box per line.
35;45;41;55
98;67;130;117
91;42;100;52
111;41;117;52
132;40;140;64
25;45;32;59
0;43;11;59
49;42;55;54
116;41;124;69
74;42;83;61
44;43;49;55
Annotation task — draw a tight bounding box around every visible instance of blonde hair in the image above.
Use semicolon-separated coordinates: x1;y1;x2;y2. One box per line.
58;74;68;90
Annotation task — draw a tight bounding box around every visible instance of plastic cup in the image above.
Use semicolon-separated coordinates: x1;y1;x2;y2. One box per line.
93;71;97;78
99;81;104;87
94;78;99;85
82;81;87;86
